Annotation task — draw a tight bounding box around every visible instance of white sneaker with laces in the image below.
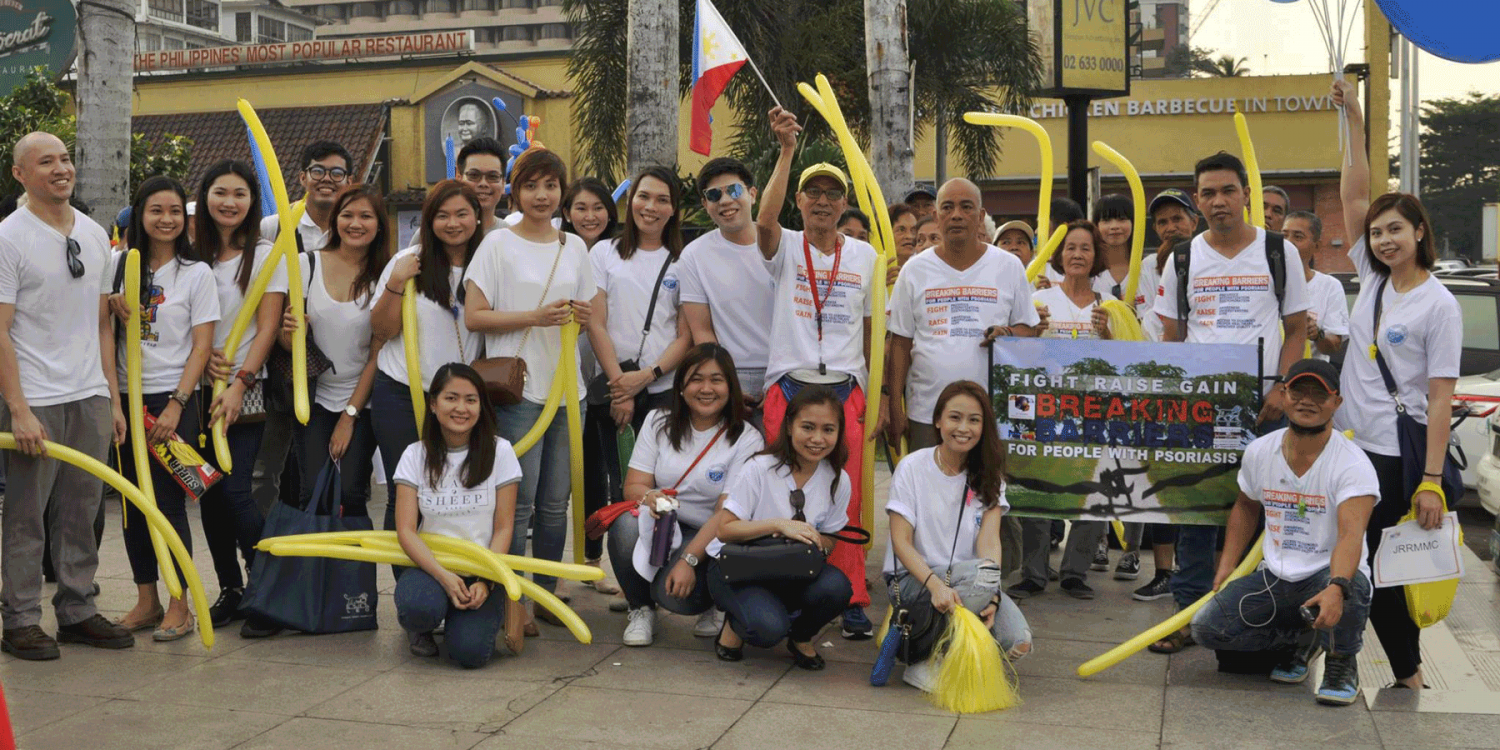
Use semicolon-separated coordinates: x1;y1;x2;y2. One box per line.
901;658;938;692
693;609;724;638
623;607;655;647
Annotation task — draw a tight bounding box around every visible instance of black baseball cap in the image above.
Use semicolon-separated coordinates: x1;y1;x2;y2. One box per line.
904;184;936;202
1285;359;1340;394
1148;188;1195;217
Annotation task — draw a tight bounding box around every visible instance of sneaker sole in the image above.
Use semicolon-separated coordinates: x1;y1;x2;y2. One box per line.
1006;588;1039;600
1315;690;1359;706
622;638;653;647
1270;669;1311;685
1114;570;1142;580
55;632;134;649
1132;590;1172;601
1;640;60;660
1089;563;1110;572
841;628;873;640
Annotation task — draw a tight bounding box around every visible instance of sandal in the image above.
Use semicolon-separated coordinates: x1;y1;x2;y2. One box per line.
1147;627;1195;654
114;606;165;633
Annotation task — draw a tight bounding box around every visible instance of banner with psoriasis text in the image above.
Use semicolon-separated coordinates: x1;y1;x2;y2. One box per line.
989;338;1261;525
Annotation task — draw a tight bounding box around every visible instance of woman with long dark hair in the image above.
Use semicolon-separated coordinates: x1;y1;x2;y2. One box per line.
191;160;287;635
882;380;1031;691
281;186;390;515
393;363;523;667
606;344;763;646
369;181;484;537
110;176;220;641
704;385;854;669
1332;78;1461;691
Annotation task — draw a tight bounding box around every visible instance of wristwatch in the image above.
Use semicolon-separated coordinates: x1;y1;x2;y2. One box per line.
344;404;359;418
170;389;192;408
235;369;256;388
1328;576;1352;600
651;365;664;380
681;552;700;568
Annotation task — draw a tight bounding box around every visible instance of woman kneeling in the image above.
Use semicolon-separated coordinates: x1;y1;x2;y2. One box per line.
394;364;524;668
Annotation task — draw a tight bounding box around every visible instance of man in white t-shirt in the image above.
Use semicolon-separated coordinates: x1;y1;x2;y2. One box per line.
678;157;776;404
457;137;507;236
0;132;131;660
1283;211;1348;362
1191;359;1375;706
887;178;1039;450
754;106;882;638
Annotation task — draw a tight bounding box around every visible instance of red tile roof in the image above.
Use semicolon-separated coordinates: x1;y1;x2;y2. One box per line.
133;103;388;202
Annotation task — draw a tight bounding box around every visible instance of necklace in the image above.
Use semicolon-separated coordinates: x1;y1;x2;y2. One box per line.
935;447;962;476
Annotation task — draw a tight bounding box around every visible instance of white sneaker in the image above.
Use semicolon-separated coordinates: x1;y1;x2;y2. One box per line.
901;658;938;692
693;609;724;638
623;607;655;647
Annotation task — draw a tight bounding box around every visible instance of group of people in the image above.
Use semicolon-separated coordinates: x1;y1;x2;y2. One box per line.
0;78;1459;703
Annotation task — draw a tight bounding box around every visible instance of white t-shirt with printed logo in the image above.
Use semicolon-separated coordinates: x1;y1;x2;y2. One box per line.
1238;428;1378;582
0;207;114;406
1305;271;1351;363
1333;237;1462;456
372;246;481;388
393;437;524;548
763;229;878;389
1033;285;1115;340
676;229;776;388
708;453;852;558
590;241;681;395
882;447;1010;575
211;239;289;376
887;246;1038;422
628;410;765;527
1153;228;1310;392
110;253;221;393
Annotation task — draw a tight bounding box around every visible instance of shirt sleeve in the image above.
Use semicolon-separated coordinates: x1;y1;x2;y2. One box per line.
626;411;665;475
1320;279;1350;336
464;243;500;309
1333;446;1380;505
1153;252;1180;320
763;228;793;278
573;238;597;300
1007;261;1042;327
190;265;222;327
1348;236;1373;281
588;240;610;295
392;443;425;490
883;459;918;525
887;265;917;338
821;472;853;533
721;460;762;520
259;241;290;295
722;430;765;489
1236;438;1266;501
1279;245;1311;316
677;247;707;304
491;439;524;489
0;237;19;305
1426;293;1464;379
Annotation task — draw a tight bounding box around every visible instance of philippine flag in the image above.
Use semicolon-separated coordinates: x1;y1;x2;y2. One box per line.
690;0;749;156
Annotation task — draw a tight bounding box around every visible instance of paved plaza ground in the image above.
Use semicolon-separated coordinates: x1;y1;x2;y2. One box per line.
3;470;1499;749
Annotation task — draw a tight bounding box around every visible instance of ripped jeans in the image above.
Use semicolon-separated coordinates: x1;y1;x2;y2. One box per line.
886;558;1032;654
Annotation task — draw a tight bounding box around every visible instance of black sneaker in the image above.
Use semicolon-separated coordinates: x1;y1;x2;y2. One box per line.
408;630;438;657
1060;578;1096;600
1316;654;1361;705
841;606;873;640
1006;580;1045;600
239;615;283;639
1090;539;1110;572
209;588;244;627
1271;640;1324;684
1132;571;1173;601
1113;551;1141;580
56;614;134;649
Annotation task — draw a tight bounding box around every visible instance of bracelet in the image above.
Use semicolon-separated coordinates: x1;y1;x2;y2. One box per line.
1414;480;1446;504
1423;471;1443;478
386;282;403;295
921;571;936;588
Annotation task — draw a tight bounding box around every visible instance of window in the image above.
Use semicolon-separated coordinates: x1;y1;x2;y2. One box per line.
1457;293;1500;351
148;0;184;23
235;12;252;42
537;22;568;39
164;36;186;50
185;0;218;31
463;0;495;10
501;0;530;8
501;24;529;41
140;34;162;52
317;5;346;20
287;25;313;41
349;2;382;18
258;16;287;43
388;0;416;14
536;0;563;6
428;0;457;12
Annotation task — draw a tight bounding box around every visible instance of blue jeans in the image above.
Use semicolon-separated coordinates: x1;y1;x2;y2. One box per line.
370;371;419;534
497;398;580;593
605;514;711;614
120;392;199;587
1191;567;1371;656
300;404;377;516
887;559;1031;654
706;559;851;648
394;568;504;669
199;417;266;590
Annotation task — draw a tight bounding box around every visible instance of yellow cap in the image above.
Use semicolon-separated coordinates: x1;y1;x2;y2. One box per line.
797;162;849;193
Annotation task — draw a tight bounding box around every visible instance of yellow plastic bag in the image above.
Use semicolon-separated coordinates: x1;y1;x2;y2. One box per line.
1402;501;1464;629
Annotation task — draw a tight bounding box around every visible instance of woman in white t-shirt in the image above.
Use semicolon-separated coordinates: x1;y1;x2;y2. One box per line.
190;160;288;630
393;364;523;667
586;165;693;434
110;176;221;642
606;344;764;647
882;381;1031;690
280;186;388;519
705;386;855;669
368;181;485;538
464;148;594;629
1332;79;1462;691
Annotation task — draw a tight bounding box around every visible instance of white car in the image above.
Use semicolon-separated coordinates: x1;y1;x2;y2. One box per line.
1452;370;1500;495
1476;408;1500;515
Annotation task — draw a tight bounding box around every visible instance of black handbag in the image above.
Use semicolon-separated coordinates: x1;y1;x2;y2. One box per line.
716;527;871;586
888;483;968;664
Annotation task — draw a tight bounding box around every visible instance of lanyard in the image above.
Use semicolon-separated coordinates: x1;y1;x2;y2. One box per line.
801;232;843;375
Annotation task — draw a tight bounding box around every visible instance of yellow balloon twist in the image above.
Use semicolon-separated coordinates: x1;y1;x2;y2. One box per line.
124;249;183;600
1234;112;1265;230
1077;532;1264;676
238;99;309;426
256;530;604;581
560;323;586;564
962;113;1054;240
510;322;573;457
401;278;426;436
1089;140;1149;344
1026;225;1068;284
345;533;521;600
0;435;214;648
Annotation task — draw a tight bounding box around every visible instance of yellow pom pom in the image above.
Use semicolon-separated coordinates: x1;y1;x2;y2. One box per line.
925;608;1021;713
1099;300;1145;342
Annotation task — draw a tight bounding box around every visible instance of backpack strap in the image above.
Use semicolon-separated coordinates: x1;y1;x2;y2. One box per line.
1172;238;1192;342
1265;231;1287;315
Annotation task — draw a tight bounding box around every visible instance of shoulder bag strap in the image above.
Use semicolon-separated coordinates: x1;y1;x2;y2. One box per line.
1173;239;1191;342
892;475;969;585
634;254;673;362
668;424;728;490
512;230;567;358
1370;278;1405;415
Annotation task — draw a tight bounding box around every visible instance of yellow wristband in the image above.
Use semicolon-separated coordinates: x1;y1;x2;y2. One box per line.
1414;480;1445;503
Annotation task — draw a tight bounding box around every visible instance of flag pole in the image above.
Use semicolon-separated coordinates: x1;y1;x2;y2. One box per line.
743;55;783;110
701;0;782;110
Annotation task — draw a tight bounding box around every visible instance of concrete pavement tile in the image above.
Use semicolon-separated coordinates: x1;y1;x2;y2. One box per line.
232;717;485;750
946;717;1162;750
759;659;954;716
1019;590;1177;645
571;644;788;701
128;625;254;659
1371;711;1500;748
391;638;621;684
2;689;106;735
713;702;956;750
502;684;752;749
472;734;638;750
1161;685;1380;746
963;675;1164;732
15;697;286;750
153;657;382;714
224;627;415;669
0;649;201;698
1160;744;1377;750
303;670;559;732
1018;637;1168;686
1165;645;1301;693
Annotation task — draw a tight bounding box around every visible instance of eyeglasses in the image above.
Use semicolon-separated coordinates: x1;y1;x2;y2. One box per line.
305;166;350;183
464;170;505;185
702;183;746;203
1285;385;1333;404
789;489;806;522
64;237;83;279
802;187;845;202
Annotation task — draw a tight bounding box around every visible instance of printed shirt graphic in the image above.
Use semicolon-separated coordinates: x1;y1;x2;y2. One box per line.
1033;285;1114;340
110;253;221;393
763;229;878;389
393;438;524;548
1239;429;1378;582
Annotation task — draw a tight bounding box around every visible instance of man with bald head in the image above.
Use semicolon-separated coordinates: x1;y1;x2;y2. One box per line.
1;133;130;660
886;178;1039;450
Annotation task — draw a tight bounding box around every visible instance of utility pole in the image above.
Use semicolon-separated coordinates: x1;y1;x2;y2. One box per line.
626;0;679;178
74;0;137;214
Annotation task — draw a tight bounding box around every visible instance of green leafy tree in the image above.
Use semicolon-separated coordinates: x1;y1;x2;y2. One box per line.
1123;361;1188;380
1196;55;1249;78
1065;357;1120;378
1396;93;1500;259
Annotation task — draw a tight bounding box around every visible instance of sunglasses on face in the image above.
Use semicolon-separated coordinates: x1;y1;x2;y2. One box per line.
305;166;350;183
64;237;83;279
789;488;807;522
464;170;505;185
702;183;746;203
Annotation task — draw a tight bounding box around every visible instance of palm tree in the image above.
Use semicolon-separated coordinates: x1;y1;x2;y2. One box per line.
1196;55;1250;78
